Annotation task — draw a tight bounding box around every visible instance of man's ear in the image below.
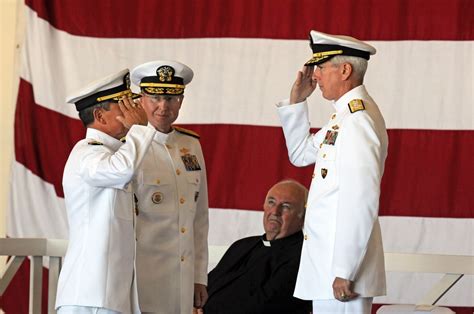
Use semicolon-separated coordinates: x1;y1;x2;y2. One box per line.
93;108;106;124
341;63;353;81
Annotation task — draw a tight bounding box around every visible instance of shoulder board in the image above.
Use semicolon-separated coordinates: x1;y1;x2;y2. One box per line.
88;140;103;145
174;126;200;139
348;99;365;113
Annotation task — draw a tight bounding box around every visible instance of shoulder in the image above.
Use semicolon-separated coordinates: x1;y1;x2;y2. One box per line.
87;140;103;145
174;126;200;139
74;138;113;155
224;236;260;253
232;235;260;247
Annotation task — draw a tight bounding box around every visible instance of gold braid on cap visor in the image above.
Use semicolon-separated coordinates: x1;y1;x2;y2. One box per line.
141;83;185;95
307;49;343;64
140;82;185;89
96;89;134;102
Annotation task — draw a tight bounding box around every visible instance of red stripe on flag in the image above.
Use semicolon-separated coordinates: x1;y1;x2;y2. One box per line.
0;258;49;314
380;129;474;218
14;79;85;197
192;125;474;218
14;79;474;218
25;0;473;40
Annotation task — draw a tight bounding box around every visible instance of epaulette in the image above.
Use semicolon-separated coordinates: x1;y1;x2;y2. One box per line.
174;126;200;139
88;140;103;145
348;99;365;113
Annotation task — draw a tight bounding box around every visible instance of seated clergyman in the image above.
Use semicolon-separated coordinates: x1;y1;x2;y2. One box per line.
201;179;312;314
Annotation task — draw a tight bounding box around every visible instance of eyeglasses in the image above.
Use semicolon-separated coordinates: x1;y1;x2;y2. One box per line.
143;94;183;104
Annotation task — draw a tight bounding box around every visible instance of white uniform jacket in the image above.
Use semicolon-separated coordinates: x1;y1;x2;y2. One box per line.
56;125;155;312
133;124;209;314
277;85;388;300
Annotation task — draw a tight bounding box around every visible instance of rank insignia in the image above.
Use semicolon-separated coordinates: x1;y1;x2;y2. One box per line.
180;147;190;155
175;127;200;139
331;125;339;130
88;140;103;145
151;191;163;204
181;154;201;171
322;130;338;145
348;99;365;113
321;168;328;179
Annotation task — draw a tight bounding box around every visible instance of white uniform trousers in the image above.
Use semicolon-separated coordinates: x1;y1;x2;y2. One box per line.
312;297;373;314
58;274;140;314
57;306;120;314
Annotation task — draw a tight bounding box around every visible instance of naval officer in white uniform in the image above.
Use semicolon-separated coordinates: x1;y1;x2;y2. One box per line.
277;30;388;313
56;69;156;313
131;60;209;314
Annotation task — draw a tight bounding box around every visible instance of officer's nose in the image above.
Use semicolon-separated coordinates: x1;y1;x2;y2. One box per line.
156;99;171;110
312;68;320;81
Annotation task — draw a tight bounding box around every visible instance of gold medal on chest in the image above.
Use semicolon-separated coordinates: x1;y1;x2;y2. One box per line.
151;191;164;204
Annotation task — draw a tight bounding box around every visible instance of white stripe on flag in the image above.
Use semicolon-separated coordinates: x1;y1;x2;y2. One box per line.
22;6;473;130
8;161;68;239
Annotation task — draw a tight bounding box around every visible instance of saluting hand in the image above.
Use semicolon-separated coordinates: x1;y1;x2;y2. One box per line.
116;96;148;129
290;65;317;104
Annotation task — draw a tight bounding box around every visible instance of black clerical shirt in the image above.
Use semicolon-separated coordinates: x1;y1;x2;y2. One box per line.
204;231;312;314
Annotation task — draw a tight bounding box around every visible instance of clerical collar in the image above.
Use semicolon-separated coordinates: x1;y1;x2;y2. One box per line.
261;231;304;248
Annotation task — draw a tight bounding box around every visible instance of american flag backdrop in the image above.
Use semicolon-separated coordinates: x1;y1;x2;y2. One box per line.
2;0;473;313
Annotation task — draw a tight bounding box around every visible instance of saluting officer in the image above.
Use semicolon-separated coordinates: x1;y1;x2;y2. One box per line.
56;69;155;314
277;30;388;314
131;60;209;314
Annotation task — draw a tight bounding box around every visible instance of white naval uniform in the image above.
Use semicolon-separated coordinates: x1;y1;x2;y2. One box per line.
56;125;156;313
277;85;388;301
133;124;209;314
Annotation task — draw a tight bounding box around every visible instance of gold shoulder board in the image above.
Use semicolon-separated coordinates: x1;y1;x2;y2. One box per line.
348;99;365;113
174;126;200;139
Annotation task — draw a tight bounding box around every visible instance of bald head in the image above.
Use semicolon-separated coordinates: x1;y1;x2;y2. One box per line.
262;180;308;241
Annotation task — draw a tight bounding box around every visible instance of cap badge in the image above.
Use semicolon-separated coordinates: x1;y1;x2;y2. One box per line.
157;66;175;82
